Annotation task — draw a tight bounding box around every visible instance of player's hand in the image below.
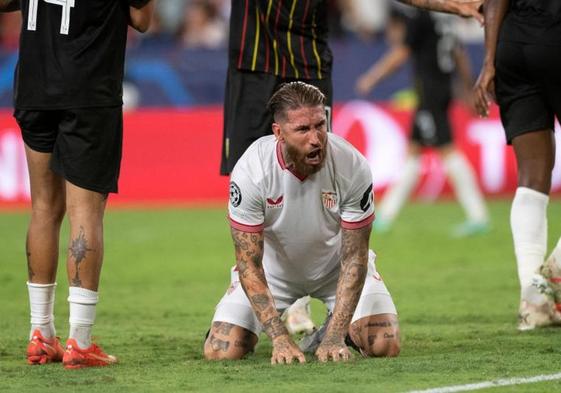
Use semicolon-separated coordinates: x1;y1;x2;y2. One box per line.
315;338;352;363
473;64;496;118
453;1;484;25
355;74;375;96
271;335;306;365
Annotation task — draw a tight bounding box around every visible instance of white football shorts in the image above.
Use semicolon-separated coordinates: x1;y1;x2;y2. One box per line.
211;250;397;335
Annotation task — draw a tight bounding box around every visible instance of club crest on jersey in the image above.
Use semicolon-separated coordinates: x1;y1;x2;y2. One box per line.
321;191;338;209
266;196;284;209
229;182;242;207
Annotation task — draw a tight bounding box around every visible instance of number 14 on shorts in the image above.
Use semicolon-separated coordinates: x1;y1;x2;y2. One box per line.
28;0;76;35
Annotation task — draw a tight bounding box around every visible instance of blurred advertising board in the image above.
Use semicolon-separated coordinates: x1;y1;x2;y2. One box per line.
0;102;559;207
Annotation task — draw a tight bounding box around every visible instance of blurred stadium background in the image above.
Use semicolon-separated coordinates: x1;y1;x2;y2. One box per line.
1;0;559;206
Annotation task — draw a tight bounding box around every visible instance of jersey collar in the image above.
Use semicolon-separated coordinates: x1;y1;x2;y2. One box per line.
276;141;308;182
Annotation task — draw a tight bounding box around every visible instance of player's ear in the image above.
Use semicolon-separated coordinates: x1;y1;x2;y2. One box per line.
272;123;283;141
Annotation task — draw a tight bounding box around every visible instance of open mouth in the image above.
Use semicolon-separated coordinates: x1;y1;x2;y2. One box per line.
305;149;322;164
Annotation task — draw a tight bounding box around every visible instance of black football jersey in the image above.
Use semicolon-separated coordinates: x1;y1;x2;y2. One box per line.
500;0;561;44
402;11;456;102
14;0;150;109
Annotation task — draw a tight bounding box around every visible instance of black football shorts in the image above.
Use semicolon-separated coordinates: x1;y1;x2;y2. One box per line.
495;40;561;144
411;92;453;148
220;67;333;175
14;107;123;194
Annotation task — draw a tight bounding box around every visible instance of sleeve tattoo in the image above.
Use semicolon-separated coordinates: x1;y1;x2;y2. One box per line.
322;225;371;345
231;228;289;341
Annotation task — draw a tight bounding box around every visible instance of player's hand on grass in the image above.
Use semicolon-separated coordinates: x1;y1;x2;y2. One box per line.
473;64;496;118
315;338;352;363
271;335;306;365
453;1;484;25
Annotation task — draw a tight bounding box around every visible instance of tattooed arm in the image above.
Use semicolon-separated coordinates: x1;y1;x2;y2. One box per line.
316;224;370;362
231;227;305;364
398;0;484;23
473;0;509;117
0;0;20;12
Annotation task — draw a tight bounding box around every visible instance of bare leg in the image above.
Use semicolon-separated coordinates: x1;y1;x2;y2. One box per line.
65;182;107;291
24;145;66;284
204;322;258;360
512;130;555;194
348;314;400;357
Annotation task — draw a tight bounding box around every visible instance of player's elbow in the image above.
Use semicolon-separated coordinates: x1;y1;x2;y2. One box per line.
130;18;151;33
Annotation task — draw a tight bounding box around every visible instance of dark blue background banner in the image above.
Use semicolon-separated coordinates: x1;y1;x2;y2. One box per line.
0;39;483;108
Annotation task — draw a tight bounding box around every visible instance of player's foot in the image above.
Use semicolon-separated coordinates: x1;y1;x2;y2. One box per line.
27;329;65;365
281;295;315;335
518;275;561;331
450;221;489;238
62;339;117;369
298;314;329;353
539;237;561;311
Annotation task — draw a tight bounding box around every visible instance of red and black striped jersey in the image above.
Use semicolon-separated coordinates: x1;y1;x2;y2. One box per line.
229;0;332;80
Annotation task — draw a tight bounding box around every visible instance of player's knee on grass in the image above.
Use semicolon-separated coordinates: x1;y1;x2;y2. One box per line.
349;314;400;358
203;322;258;360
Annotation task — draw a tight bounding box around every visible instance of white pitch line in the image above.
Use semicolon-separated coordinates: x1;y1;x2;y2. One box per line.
406;372;561;393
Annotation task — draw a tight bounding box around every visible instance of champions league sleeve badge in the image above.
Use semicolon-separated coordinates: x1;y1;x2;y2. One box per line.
229;182;242;207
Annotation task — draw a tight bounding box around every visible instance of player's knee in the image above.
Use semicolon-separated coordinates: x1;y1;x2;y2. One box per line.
361;335;400;358
203;340;249;361
31;200;66;225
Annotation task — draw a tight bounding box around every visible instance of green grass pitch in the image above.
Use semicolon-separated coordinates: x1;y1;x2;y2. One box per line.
1;200;561;393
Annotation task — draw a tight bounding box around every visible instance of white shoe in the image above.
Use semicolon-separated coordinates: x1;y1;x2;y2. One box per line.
540;237;561;309
281;296;315;335
518;274;561;331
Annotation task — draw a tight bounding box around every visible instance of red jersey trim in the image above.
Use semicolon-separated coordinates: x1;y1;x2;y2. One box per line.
229;217;265;233
341;213;375;230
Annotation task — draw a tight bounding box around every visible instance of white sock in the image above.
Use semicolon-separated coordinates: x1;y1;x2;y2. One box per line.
377;156;421;223
68;287;98;349
511;187;549;297
443;151;488;223
27;282;57;340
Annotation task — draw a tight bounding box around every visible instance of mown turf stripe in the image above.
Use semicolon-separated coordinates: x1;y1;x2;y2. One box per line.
407;372;561;393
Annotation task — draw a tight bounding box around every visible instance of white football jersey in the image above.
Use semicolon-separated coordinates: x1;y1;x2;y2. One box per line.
228;134;375;284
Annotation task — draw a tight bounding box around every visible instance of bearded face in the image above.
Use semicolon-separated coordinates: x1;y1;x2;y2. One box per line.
273;105;328;176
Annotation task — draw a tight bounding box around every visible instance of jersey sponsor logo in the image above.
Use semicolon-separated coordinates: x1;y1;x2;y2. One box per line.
229;182;242;207
360;184;373;212
266;196;284;208
321;191;337;209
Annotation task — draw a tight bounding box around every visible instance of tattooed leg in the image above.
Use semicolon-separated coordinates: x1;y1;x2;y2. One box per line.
349;314;400;357
204;322;258;360
65;182;107;291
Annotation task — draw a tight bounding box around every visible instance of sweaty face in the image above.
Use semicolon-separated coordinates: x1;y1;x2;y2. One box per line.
275;105;328;176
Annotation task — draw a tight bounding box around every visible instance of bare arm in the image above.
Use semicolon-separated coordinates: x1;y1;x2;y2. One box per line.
129;0;155;33
356;44;410;96
356;17;410;96
398;0;484;23
473;0;509;117
453;45;475;107
315;225;370;362
231;228;305;364
0;0;20;12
